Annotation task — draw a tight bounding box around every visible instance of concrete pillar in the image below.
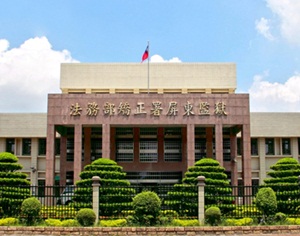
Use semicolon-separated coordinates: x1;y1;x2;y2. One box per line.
74;124;82;183
258;138;266;185
230;131;238;186
46;124;55;186
30;138;38;186
197;176;205;225
215;124;223;166
291;138;299;161
0;138;5;152
242;124;252;186
102;124;110;159
187;124;195;168
92;176;101;225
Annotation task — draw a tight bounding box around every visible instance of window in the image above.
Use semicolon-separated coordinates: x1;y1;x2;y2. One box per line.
6;138;15;154
38;138;46;155
164;139;182;162
195;138;206;161
22;138;31;155
116;140;133;162
38;180;45;197
91;138;102;161
223;138;231;161
251;138;258;156
55;138;60;155
116;127;133;137
66;138;74;161
140;140;158;162
282;138;291;155
66;171;74;185
265;138;274;155
237;138;241;156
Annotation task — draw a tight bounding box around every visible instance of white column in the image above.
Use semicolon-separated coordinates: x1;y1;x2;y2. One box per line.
291;138;299;161
258;138;266;185
197;176;205;225
92;176;101;225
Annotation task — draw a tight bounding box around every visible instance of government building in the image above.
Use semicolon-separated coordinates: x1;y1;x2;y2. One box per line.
0;63;299;187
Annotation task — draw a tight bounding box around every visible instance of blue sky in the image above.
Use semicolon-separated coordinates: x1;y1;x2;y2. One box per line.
0;0;300;112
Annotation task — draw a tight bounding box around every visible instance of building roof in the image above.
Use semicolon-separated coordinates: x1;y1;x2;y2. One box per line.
0;113;47;137
250;112;300;137
60;63;236;94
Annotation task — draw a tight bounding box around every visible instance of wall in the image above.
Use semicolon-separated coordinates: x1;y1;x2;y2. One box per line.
1;225;300;236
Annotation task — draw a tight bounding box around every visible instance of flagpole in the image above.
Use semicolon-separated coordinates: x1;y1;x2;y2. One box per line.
147;41;150;94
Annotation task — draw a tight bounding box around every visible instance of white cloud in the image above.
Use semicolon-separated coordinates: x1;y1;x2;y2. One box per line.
0;39;9;52
0;37;78;112
255;17;275;41
266;0;300;45
249;72;300;112
150;54;181;63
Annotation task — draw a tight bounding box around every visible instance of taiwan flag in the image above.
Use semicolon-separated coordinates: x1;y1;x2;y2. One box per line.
141;45;149;62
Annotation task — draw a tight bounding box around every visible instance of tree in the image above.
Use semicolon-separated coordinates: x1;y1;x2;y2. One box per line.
72;158;135;217
0;152;31;217
262;157;300;214
166;158;234;216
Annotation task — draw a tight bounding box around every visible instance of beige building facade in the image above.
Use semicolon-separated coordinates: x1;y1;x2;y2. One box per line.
0;63;299;187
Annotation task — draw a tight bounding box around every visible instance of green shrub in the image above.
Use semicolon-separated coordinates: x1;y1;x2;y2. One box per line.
275;212;287;224
255;187;277;217
160;210;179;218
224;218;253;226
286;218;300;225
158;210;179;225
76;208;96;227
0;217;19;226
21;197;42;225
45;218;63;227
205;206;221;226
99;219;127;227
132;191;161;226
61;219;80;227
40;205;77;219
171;219;199;226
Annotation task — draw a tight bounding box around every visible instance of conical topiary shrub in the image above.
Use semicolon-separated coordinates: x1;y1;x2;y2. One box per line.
0;152;31;217
72;158;135;217
262;157;300;214
166;158;234;216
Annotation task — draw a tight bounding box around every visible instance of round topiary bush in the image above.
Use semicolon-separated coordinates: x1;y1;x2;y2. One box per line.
255;187;277;217
21;197;42;225
132;191;161;226
76;208;96;227
205;206;221;226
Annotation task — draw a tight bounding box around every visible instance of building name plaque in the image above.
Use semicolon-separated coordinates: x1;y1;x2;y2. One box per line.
69;101;227;117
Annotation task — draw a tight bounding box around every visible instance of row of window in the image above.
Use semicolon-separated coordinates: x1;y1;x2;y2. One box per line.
116;139;182;162
237;138;294;156
5;137;300;158
6;138;60;156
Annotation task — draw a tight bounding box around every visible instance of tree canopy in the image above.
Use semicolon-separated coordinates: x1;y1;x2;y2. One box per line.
73;158;134;216
262;157;300;214
166;158;234;216
0;152;30;216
